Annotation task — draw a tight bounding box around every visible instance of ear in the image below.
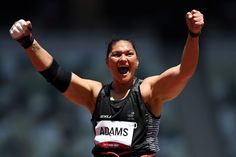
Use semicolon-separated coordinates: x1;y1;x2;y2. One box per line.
136;61;139;67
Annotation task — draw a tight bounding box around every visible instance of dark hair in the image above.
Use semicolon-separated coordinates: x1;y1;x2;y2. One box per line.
105;38;138;60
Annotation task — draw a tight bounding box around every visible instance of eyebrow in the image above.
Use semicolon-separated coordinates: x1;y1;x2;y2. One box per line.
111;50;135;54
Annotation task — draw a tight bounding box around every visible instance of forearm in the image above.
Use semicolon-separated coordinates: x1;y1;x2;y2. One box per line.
179;34;199;78
10;19;71;93
180;9;204;78
25;40;53;72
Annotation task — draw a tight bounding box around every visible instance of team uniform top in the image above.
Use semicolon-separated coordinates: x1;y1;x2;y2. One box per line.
91;78;161;156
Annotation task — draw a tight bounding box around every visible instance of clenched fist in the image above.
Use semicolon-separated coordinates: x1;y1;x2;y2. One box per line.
9;19;34;48
186;10;204;37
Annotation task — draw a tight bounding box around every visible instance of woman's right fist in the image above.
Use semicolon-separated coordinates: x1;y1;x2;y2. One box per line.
9;19;34;48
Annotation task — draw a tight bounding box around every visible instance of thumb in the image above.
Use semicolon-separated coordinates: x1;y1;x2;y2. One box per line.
26;21;32;30
186;12;192;19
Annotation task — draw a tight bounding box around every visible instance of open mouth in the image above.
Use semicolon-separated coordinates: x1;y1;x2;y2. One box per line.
118;67;129;74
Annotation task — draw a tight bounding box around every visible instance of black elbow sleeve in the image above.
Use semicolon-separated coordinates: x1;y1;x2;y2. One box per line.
40;59;72;93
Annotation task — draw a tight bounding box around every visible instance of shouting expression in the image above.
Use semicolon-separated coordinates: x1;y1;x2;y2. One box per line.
106;40;139;83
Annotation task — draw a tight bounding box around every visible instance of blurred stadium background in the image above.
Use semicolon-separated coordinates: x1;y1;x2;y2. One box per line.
0;1;236;157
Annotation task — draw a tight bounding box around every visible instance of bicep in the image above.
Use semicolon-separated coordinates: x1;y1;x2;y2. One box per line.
148;65;190;103
63;73;102;112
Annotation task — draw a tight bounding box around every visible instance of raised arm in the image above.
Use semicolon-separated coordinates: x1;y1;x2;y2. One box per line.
9;19;102;113
141;10;204;116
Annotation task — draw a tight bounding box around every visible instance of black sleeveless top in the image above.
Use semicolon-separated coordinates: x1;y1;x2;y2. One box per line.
91;78;161;156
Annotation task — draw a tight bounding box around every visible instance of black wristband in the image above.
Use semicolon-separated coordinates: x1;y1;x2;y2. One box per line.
17;34;34;48
189;31;201;37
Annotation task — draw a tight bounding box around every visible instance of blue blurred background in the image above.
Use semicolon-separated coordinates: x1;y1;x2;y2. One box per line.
0;1;236;157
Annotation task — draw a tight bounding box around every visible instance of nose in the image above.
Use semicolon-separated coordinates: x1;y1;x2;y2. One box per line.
119;54;127;62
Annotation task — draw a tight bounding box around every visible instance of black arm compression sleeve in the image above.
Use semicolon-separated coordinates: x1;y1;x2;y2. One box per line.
39;59;72;93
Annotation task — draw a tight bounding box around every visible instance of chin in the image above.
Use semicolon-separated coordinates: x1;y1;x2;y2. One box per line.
117;74;134;83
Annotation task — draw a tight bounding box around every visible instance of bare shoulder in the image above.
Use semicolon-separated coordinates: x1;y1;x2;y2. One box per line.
63;73;103;113
140;75;160;103
86;78;103;96
140;76;162;117
79;78;103;113
70;73;103;92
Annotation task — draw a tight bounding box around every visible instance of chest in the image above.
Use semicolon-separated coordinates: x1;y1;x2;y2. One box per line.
97;94;140;122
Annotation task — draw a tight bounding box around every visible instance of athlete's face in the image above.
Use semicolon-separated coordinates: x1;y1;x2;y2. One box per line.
106;40;139;83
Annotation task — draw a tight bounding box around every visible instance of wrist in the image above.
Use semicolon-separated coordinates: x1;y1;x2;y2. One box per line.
17;34;34;48
188;31;201;37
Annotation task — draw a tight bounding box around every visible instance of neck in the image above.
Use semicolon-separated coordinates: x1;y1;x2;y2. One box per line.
111;77;136;94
